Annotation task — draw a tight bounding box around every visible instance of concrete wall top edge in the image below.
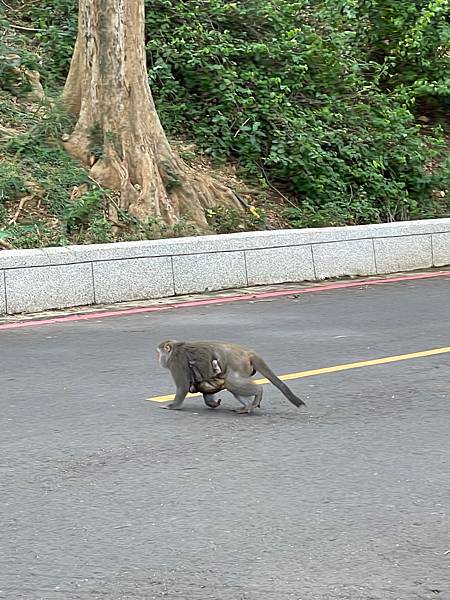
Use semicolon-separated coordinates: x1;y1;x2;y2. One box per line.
1;217;450;269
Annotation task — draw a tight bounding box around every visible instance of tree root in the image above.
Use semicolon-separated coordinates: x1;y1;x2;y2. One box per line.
8;195;33;225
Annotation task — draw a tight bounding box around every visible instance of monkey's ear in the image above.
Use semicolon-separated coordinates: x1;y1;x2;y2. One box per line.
164;342;173;354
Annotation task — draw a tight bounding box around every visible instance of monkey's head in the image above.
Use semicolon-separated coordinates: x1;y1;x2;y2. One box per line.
157;340;177;368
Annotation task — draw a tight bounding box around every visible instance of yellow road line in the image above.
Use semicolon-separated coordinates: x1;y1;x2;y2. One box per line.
148;345;450;402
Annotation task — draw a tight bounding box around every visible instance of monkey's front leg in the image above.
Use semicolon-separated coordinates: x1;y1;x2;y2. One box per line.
161;386;189;410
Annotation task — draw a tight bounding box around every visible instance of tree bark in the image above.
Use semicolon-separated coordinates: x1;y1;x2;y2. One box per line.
62;0;241;227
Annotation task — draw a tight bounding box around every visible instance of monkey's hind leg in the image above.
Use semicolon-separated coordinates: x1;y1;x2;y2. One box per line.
229;382;263;415
251;389;263;410
203;393;222;409
232;397;254;414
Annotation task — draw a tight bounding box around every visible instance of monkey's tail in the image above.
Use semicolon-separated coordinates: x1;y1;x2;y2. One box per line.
251;355;306;408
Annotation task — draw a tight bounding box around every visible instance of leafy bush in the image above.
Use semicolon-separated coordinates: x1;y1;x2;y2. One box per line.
206;205;267;233
145;0;449;225
0;163;27;202
0;222;68;248
7;1;78;87
63;188;107;234
0;17;37;96
330;0;450;110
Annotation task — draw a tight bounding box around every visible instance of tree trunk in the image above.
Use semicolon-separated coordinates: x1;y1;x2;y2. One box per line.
62;0;241;227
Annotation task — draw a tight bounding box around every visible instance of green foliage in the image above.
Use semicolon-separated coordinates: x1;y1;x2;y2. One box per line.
145;0;450;227
0;222;67;249
0;162;27;202
1;102;110;247
206;205;267;234
31;100;75;140
326;0;450;109
84;217;114;243
133;216;201;241
0;17;36;96
0;202;7;225
6;0;78;87
161;160;182;191
6;139;88;217
63;188;107;234
88;123;104;160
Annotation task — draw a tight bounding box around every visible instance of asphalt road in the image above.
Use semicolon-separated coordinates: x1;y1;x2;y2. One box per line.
1;275;449;600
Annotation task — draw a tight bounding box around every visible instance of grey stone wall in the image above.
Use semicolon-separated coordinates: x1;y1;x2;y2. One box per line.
1;218;449;315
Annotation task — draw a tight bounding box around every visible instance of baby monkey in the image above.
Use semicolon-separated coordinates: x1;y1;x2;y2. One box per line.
157;340;305;414
189;356;226;408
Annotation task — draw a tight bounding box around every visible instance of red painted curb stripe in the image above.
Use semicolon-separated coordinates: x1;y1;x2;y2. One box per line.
0;270;449;331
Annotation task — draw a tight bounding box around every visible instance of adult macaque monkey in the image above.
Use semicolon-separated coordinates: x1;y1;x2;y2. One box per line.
157;340;305;414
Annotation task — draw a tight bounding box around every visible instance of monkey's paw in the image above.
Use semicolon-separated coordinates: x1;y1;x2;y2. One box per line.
161;403;182;410
231;407;253;414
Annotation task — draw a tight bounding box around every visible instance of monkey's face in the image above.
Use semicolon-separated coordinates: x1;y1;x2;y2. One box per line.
156;341;174;368
156;347;168;368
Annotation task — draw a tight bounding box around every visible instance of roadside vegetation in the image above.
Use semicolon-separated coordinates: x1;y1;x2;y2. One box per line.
0;0;449;249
